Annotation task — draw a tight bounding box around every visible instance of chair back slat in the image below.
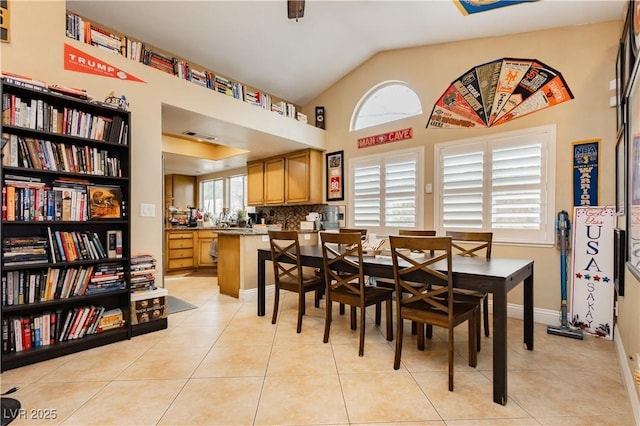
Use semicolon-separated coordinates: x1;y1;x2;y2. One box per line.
398;229;436;237
389;235;454;318
269;230;303;284
321;232;365;298
446;231;492;259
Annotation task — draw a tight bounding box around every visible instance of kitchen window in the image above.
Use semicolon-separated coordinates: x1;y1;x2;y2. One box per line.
349;147;424;236
434;124;556;246
200;178;223;219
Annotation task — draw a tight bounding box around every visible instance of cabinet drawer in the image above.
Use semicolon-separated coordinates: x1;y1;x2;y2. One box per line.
168;232;193;240
197;230;218;239
169;239;193;249
168;258;194;269
168;248;193;259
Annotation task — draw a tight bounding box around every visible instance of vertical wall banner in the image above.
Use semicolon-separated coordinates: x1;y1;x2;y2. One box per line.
570;206;615;340
572;139;599;207
326;150;344;201
0;0;9;43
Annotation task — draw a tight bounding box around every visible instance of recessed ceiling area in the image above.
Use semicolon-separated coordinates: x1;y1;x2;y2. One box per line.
161;104;315;175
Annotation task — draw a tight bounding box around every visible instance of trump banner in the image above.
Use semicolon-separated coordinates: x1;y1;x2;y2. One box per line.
570;206;615;340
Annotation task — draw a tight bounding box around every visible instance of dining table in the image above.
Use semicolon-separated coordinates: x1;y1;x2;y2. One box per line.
256;245;534;405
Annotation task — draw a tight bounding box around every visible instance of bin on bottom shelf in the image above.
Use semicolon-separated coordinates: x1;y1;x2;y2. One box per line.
131;288;168;325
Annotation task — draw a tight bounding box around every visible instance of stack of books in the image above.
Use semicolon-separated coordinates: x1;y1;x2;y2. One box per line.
130;253;157;292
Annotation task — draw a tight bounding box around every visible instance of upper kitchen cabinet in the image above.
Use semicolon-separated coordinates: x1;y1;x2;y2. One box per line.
247;149;323;206
165;174;196;208
286;149;323;204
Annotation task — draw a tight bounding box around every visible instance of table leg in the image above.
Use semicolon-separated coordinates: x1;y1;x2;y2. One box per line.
493;283;507;405
258;251;266;316
524;269;534;350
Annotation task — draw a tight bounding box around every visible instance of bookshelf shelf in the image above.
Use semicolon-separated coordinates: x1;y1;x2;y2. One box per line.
1;77;132;371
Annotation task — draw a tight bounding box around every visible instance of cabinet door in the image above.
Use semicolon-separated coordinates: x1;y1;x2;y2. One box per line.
286;150;311;204
264;157;285;204
247;161;265;206
172;175;196;208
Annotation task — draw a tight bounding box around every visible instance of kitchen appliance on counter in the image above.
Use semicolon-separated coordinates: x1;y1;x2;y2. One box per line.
321;205;339;230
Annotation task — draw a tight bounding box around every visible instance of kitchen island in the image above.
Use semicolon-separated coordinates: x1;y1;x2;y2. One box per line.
216;229;318;299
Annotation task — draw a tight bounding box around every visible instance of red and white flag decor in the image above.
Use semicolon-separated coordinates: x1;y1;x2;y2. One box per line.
570;206;615;340
64;43;145;83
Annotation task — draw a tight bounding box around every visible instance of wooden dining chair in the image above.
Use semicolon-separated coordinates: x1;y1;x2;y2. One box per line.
445;231;493;348
337;228;368;315
320;231;394;356
269;230;324;333
389;235;478;391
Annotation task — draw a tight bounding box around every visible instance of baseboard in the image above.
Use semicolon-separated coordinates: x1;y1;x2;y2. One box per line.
488;300;561;326
614;325;640;425
239;284;275;303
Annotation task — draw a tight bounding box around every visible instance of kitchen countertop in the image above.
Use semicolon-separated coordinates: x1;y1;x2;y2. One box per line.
165;227;317;235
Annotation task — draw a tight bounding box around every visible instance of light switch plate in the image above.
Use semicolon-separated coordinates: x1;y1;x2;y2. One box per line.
304;234;311;240
140;203;155;217
262;235;269;242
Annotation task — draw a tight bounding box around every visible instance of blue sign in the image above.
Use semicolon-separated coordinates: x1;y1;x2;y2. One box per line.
573;140;599;207
453;0;539;16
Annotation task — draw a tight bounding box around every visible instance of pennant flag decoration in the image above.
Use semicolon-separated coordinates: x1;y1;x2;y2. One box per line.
426;58;573;129
453;0;540;16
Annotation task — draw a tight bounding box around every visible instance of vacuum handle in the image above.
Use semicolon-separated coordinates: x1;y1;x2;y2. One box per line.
555;210;571;251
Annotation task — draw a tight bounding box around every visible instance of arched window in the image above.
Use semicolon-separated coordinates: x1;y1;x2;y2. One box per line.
351;81;422;131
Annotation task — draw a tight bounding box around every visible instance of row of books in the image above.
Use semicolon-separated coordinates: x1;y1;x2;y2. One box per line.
64;12;308;124
130;253;156;292
47;228;111;263
2;236;48;266
1;91;128;144
2;262;127;307
1;306;125;353
3;178;89;222
2;134;123;177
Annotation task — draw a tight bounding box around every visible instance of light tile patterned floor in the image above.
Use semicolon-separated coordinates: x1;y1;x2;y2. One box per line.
1;275;635;425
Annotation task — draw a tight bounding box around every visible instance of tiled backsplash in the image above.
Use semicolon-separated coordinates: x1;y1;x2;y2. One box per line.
255;205;325;230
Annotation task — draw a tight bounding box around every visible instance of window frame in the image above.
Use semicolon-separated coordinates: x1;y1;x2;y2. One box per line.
348;146;424;236
350;80;423;131
434;124;556;247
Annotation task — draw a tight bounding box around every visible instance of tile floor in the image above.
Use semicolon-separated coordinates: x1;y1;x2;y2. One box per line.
1;274;636;425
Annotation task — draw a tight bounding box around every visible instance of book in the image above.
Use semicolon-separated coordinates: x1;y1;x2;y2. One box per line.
106;230;117;258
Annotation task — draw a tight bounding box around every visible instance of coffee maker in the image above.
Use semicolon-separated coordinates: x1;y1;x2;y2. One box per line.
187;207;198;227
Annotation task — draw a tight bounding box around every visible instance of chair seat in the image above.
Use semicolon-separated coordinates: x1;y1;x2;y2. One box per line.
331;285;394;306
402;299;477;328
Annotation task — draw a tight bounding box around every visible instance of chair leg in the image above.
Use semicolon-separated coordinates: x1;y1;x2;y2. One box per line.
394;315;403;369
385;299;393;341
314;289;321;308
483;296;490;337
350;306;357;330
476;306;481;352
468;311;478;368
448;326;454;392
340;303;345;315
411;321;417;335
297;291;304;333
417;322;425;351
375;303;381;325
359;303;366;357
323;298;333;343
426;324;433;339
271;287;280;325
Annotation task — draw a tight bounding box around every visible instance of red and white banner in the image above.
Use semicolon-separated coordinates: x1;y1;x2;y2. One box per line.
357;128;413;149
570;206;615;340
64;43;145;83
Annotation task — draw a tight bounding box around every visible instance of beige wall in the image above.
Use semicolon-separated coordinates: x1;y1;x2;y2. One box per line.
302;21;640;364
4;0;638;383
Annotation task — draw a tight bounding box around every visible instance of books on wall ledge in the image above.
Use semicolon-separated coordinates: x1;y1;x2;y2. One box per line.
64;12;310;126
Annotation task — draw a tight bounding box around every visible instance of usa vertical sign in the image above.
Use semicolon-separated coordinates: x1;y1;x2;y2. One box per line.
570;207;615;340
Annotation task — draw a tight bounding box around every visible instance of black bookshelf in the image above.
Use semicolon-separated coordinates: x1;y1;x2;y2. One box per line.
1;77;132;371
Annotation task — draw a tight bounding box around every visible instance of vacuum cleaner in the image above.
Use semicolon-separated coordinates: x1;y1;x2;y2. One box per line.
547;210;584;340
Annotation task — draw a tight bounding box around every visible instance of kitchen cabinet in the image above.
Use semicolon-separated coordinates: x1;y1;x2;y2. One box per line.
264;157;285;204
247;161;265;205
286;149;323;204
165;174;196;208
165;230;195;271
196;229;218;267
247;149;323;206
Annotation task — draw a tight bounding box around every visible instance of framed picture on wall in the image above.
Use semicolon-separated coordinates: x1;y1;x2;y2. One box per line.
617;129;627;215
326;150;344;201
627;57;640;279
